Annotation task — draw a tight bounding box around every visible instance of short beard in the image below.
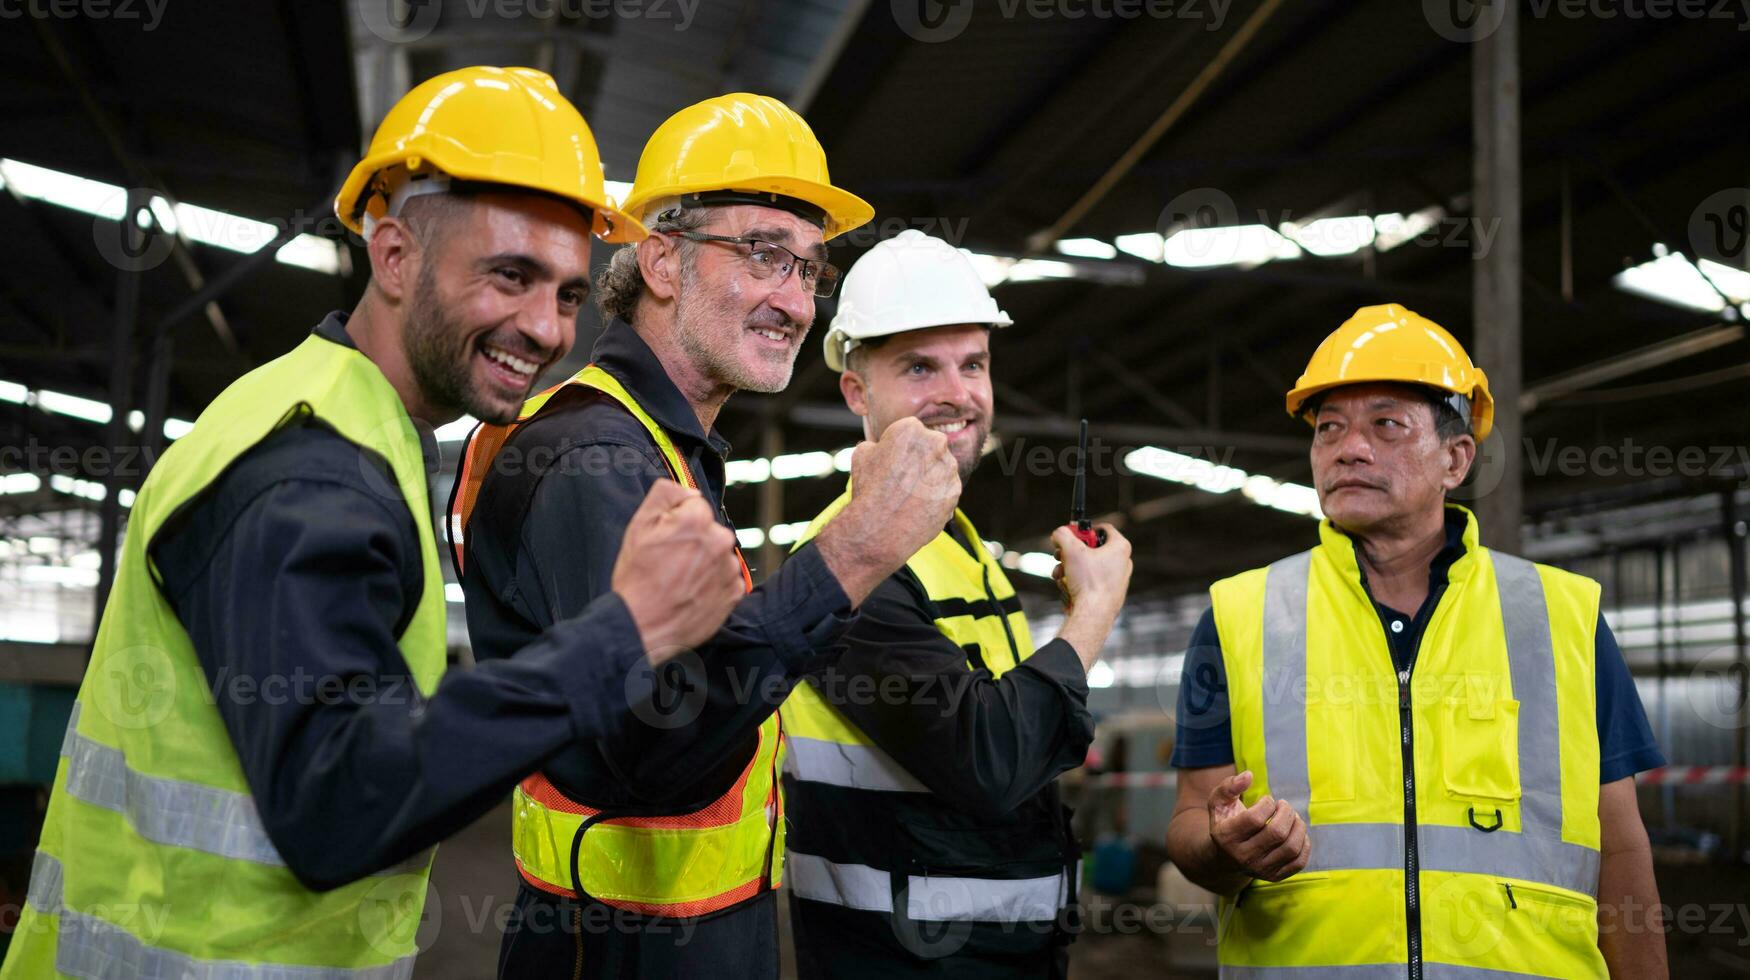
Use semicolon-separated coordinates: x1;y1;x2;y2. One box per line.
673;265;799;395
402;261;516;423
955;420;990;483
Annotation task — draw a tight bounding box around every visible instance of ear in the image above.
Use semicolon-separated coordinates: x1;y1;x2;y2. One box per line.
1442;434;1478;490
840;369;870;418
367;218;420;304
635;234;682;302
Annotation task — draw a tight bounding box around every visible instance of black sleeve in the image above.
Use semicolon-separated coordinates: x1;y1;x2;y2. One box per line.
816;571;1095;820
152;425;648;891
499;438;853;805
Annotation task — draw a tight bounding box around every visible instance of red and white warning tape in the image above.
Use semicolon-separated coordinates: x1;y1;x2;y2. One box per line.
1635;766;1750;786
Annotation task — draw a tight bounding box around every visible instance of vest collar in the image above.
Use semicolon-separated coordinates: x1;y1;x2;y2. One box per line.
591;318;731;460
1316;503;1481;593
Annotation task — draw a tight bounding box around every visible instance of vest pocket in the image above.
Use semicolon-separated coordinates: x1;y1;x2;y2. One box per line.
1440;695;1521;803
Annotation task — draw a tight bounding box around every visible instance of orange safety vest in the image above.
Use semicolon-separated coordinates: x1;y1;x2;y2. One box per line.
451;365;782;917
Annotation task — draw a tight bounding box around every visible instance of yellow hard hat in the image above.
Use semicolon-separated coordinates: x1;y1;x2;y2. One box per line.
335;66;645;243
1286;303;1494;441
619;93;873;241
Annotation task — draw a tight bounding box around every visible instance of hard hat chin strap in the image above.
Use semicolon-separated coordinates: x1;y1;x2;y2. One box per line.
363;172;453;243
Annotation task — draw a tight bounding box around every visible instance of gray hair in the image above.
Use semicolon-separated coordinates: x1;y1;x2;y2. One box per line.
594;204;711;325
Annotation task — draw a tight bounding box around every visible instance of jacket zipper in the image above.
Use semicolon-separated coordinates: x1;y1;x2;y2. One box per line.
1398;657;1423;980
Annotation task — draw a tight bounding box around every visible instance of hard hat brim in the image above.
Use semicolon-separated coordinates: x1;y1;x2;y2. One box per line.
624;174;873;241
335;146;648;244
1286;376;1495;442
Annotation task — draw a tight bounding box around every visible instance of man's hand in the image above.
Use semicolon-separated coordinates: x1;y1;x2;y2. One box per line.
1206;770;1311;883
1051;523;1131;670
815;417;961;605
1051;523;1131;616
612;480;743;664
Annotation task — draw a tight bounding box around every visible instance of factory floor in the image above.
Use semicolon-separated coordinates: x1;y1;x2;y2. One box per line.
417;803;1750;978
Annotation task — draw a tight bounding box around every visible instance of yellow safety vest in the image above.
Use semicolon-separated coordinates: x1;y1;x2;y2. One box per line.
1209;505;1606;978
780;490;1076;956
452;365;784;917
2;332;448;979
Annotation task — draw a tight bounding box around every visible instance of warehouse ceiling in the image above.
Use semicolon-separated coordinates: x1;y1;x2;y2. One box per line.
2;0;1748;604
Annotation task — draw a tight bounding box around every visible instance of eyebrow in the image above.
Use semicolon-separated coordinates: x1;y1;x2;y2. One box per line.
482;252;589;293
742;225;829;262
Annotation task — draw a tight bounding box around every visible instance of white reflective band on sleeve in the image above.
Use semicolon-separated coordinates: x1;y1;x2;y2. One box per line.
63;724;289;866
783;735;928;793
61;702;433;876
25;851;417;980
786;851;1068;923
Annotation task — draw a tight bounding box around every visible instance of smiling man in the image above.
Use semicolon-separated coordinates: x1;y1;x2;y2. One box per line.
1;67;753;979
780;231;1134;978
1165;304;1668;978
455;96;964;978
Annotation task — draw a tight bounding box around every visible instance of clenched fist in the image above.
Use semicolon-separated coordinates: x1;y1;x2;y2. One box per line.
612;480;743;664
815;417;961;605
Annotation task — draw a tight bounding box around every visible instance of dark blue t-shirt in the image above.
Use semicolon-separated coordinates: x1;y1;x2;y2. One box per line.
1168;512;1665;784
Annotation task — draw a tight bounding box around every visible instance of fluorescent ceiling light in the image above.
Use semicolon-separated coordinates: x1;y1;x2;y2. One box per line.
3;378;193;440
725;448;855;486
0;157;344;276
34;389;111;424
1281;216;1376;258
1125;445;1322;519
1372;207;1443;252
1613;253;1750;314
1054;238;1118;260
765;521;813;547
0;473;42;494
1163;225;1301;269
1114;232;1164;262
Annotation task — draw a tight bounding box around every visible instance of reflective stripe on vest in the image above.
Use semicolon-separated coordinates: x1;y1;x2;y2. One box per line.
453;363;780;917
1211;507;1606;978
22;852;416;980
782;735;927;793
56;702;431;877
779;492;1071;931
1256;549;1597;896
785;852;1072;924
1;333;448;980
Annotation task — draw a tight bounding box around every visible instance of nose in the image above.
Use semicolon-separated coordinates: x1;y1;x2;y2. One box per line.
518;293;570;361
1333;424;1374;466
764;265;815;327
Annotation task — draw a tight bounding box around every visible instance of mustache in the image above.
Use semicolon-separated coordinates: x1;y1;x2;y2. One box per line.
747;308;804;334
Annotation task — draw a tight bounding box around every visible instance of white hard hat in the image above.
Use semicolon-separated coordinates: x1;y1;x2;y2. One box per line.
823;229;1013;372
